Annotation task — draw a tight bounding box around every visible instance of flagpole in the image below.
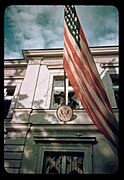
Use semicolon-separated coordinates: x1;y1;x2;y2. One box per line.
64;68;66;105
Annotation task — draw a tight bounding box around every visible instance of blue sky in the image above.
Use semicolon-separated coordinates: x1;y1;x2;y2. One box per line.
4;5;119;60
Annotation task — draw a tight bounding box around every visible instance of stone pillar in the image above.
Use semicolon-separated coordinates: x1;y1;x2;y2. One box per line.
102;71;117;108
15;60;41;109
32;65;50;109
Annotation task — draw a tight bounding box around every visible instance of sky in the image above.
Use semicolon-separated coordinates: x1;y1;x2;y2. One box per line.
4;5;119;60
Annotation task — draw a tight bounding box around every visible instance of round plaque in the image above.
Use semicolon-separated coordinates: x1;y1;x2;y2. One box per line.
56;105;73;122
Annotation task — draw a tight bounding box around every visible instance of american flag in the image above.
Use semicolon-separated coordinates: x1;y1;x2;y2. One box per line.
63;5;118;148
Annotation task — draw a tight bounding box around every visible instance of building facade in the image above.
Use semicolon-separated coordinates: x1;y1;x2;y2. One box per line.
4;46;119;174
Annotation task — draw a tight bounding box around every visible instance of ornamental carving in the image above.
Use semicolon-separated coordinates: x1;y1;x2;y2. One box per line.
4;68;26;76
56;105;73;122
42;59;63;65
28;59;41;65
94;55;118;63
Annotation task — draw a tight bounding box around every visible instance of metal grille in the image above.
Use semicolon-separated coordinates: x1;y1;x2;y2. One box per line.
42;151;84;174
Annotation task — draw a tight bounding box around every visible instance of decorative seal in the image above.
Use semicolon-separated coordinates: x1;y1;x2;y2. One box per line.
56;105;73;122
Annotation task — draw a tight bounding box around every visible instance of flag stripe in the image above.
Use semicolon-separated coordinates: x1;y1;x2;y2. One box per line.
63;5;118;148
64;42;118;142
65;25;113;119
64;26;118;134
64;21;114;118
64;39;118;137
64;55;118;148
80;28;114;111
64;25;117;131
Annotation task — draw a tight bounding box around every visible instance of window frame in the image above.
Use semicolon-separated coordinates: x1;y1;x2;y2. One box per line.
35;138;94;174
109;73;119;108
100;66;119;109
4;84;21;119
50;75;83;110
4;86;16;119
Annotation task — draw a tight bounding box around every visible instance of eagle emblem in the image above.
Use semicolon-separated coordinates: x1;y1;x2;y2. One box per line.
56;105;73;122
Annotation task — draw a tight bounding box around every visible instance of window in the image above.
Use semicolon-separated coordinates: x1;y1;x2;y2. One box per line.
35;140;93;174
50;76;83;109
50;76;65;109
42;151;84;174
67;80;83;109
34;134;95;174
110;74;119;108
4;86;16;118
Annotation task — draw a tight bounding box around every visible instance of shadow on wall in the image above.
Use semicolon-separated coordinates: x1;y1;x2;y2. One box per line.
93;134;118;174
4;96;58;174
4;93;119;174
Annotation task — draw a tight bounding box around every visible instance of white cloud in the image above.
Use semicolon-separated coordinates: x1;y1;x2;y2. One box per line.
77;6;118;46
4;5;118;59
5;5;64;59
95;32;118;46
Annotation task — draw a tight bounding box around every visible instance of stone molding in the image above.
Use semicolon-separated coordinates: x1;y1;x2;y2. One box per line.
28;59;42;65
42;59;63;65
4;68;26;77
94;55;118;63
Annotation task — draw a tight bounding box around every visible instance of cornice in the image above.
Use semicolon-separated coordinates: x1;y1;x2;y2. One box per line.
4;47;119;66
23;46;119;62
4;60;27;66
